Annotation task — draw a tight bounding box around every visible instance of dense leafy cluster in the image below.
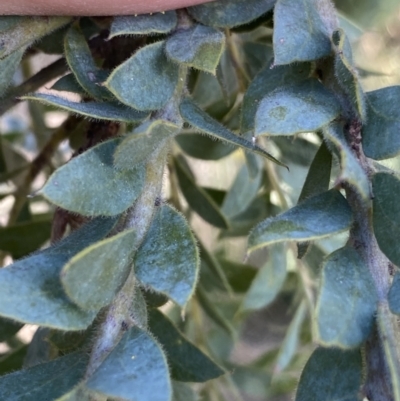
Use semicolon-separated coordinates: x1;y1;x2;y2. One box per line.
0;1;399;400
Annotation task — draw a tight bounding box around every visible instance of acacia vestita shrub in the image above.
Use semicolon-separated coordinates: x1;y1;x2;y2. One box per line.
0;1;399;400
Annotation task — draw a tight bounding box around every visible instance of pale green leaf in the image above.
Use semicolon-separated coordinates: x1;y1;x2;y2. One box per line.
23;93;148;122
372;172;400;267
135;204;200;307
273;0;333;65
222;159;262;218
40;138;146;216
241;243;287;313
187;0;276;28
0;17;71;59
149;310;224;382
362;86;400;160
0;318;22;342
61;229;137;311
255;79;341;136
275;300;307;373
166;24;225;74
114;120;179;170
106;41;179;111
241;61;311;133
295;347;362;401
86;327;171;401
0;47;25;97
389;272;400;315
0;352;88;401
174;155;229;229
179;98;285;166
0;217;117;330
332;29;366;120
315;246;377;348
323;122;370;200
64;23;112;100
172;382;198;401
54;385;93;401
109;12;177;38
248;190;352;252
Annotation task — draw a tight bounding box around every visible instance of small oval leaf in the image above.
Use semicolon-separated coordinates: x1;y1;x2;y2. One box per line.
135;204;200;307
40;138;146;216
248;190;352;253
106;41;179;111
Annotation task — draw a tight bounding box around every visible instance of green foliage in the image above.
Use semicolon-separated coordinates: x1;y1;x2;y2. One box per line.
0;2;399;400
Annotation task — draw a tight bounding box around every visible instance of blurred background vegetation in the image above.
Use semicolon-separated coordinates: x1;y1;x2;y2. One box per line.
0;1;400;400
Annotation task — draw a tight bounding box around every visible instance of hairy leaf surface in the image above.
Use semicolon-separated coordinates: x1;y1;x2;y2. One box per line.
0;217;116;330
86;327;171;401
187;0;276;28
389;272;400;315
295;347;362;401
315;246;377;348
166;24;225;74
255;79;340;136
362;86;400;160
106;41;179;111
40;138;146;216
248;190;352;252
23;93;148;122
109;12;177;37
135;204;200;307
0;47;25;97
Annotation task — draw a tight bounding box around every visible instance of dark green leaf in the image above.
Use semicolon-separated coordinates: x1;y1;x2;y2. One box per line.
241;42;273;79
180;98;285;166
0;351;88;401
61;229;137;311
0;346;27;376
297;142;332;258
175;133;234;160
86;327;171;401
140;288;169;309
222;160;262;218
315;246;377;348
40;138;146;216
273;0;334;65
174;155;229;228
362;86;400;160
166;24;225;74
187;0;276;28
0;17;71;59
218;258;258;293
389;272;400;315
106;41;179;111
241;61;311;133
372;172;400;267
114;120;179;170
275;300;307;373
0;220;51;259
0;47;25;97
149;310;224;382
64;23;111;100
273;136;319;167
332;29;366;120
255;79;341;136
323;122;370;200
131;283;148;330
51;73;87;95
0;318;22;342
248;190;352;252
135;204;199;307
109;12;177;38
0;217;117;330
23;93;149;123
295;347;362;401
241;243;287;313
